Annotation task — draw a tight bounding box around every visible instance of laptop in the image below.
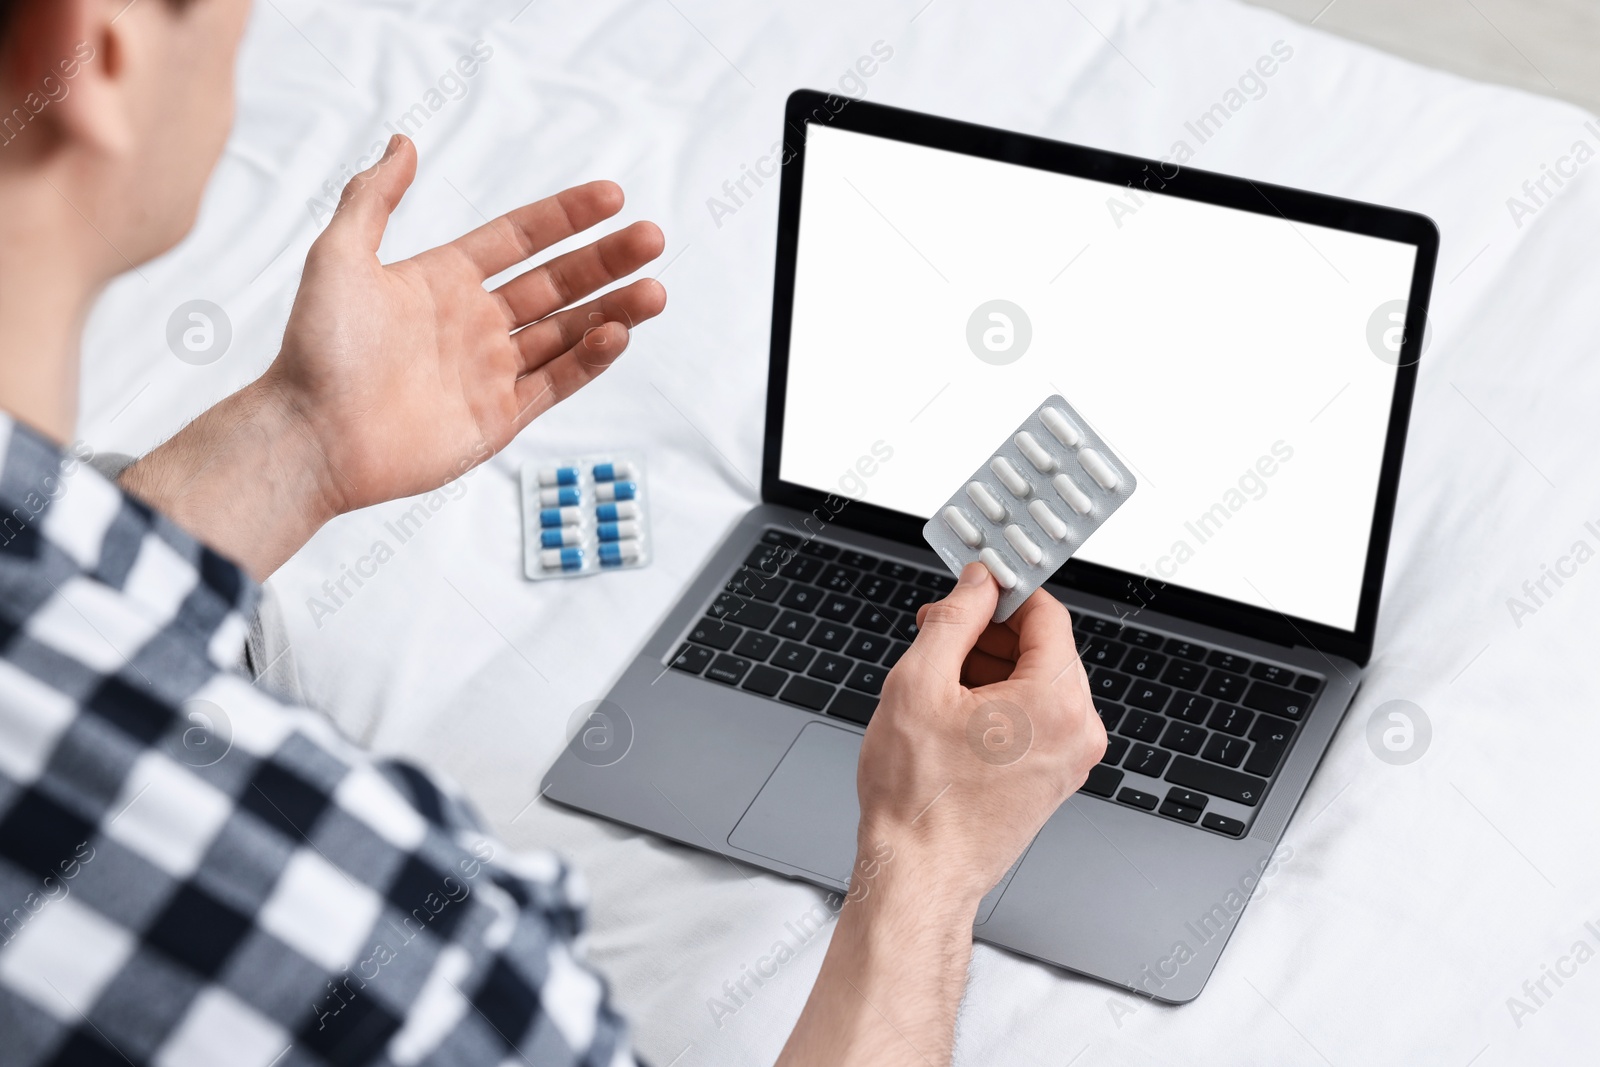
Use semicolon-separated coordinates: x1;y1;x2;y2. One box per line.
542;90;1437;1003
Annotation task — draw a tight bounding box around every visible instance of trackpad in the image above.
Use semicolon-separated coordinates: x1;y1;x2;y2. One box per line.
729;722;861;884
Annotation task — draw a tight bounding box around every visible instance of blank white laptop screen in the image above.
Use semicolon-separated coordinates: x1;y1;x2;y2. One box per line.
778;124;1418;633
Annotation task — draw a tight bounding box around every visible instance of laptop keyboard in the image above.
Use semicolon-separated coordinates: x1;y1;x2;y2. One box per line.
668;528;1322;838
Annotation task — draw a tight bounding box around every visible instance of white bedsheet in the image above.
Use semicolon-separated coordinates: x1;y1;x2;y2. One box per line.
79;0;1600;1063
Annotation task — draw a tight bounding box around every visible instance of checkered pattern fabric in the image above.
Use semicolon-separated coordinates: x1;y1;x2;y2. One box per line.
0;416;641;1067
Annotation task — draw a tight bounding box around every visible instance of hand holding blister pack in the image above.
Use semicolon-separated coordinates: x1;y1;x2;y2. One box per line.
923;396;1136;622
520;453;650;579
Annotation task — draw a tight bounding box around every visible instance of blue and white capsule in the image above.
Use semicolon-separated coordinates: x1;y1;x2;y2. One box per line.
540;547;584;572
539;506;584;528
595;481;637;502
597;521;641;543
539;466;580;487
539;486;581;507
593;461;638;483
540;527;583;548
599;542;642;568
595;501;639;523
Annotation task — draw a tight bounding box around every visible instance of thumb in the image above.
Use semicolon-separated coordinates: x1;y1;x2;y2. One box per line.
326;135;417;251
908;562;998;680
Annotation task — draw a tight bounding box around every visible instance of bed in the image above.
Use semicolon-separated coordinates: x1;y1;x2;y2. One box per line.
79;0;1600;1063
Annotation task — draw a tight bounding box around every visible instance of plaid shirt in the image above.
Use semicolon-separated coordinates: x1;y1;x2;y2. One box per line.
0;415;640;1067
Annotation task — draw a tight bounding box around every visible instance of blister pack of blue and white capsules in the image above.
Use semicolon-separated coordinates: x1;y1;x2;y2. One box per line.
922;396;1137;623
519;453;649;580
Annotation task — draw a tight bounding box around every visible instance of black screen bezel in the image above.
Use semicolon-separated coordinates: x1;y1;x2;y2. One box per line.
762;89;1438;666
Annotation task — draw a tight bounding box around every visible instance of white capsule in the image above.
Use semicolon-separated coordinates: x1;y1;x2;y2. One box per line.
1014;431;1056;473
989;457;1030;498
942;506;983;548
1053;473;1093;516
979;547;1019;590
1078;448;1120;490
965;481;1006;523
1040;406;1082;448
1003;524;1044;566
1028;499;1070;541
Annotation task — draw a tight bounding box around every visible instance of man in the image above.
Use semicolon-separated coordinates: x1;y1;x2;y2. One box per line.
0;1;1106;1064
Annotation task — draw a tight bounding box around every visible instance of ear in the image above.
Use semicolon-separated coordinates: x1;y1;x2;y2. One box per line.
4;0;139;156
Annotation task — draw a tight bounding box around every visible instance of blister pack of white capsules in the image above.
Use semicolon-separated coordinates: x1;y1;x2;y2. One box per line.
922;396;1137;622
520;453;649;580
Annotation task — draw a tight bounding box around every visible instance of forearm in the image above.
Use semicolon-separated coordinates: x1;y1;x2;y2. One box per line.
777;843;977;1067
119;375;340;580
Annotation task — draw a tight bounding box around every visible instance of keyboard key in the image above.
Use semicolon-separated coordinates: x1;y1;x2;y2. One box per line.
1202;812;1246;837
706;654;752;686
882;642;911;669
1102;735;1130;766
846;662;887;695
877;560;917;581
771;612;815;641
1081;616;1123;638
844;632;890;663
711;596;778;629
819;565;862;593
1294;674;1323;694
1095;702;1126;731
1082;638;1127;670
1081;765;1123;798
742;665;787;697
807;624;852;652
894;614;922;641
1208;704;1252;736
1165;757;1268;806
1250;662;1298;687
1167;787;1208;809
727;571;786;603
1117;787;1158;811
1160;798;1204;824
1243;681;1309;720
818;594;863;623
1161;661;1207;691
780;675;834;710
1124;651;1167;679
1206;650;1253;673
1244;718;1295;777
853;604;894;634
670;644;713;675
1168;693;1214;724
857;576;896;604
733;631;780;662
1120;710;1165;742
1123;627;1164;649
1202;734;1248;768
1201;670;1248;702
746;543;789;570
762;529;801;547
917;571;957;593
840;550;880;571
1160;722;1207;755
828;688;878;725
808;653;853;684
890;583;936;612
1165;638;1206;661
1090;669;1131;702
780;584;825;612
799;541;839;560
772;642;816;672
687;618;741;651
1125;682;1172;713
1123;744;1171;777
778;555;823;583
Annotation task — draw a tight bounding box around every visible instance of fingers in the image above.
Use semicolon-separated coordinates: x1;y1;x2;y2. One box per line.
512;278;667;374
1005;589;1080;682
324;135;418;253
450;180;625;280
903;562;998;683
512;320;633;429
494;221;664;328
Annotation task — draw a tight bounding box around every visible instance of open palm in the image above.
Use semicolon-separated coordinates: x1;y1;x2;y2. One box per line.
264;135;666;514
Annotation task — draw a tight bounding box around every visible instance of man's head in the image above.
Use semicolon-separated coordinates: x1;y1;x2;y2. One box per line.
0;0;252;273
